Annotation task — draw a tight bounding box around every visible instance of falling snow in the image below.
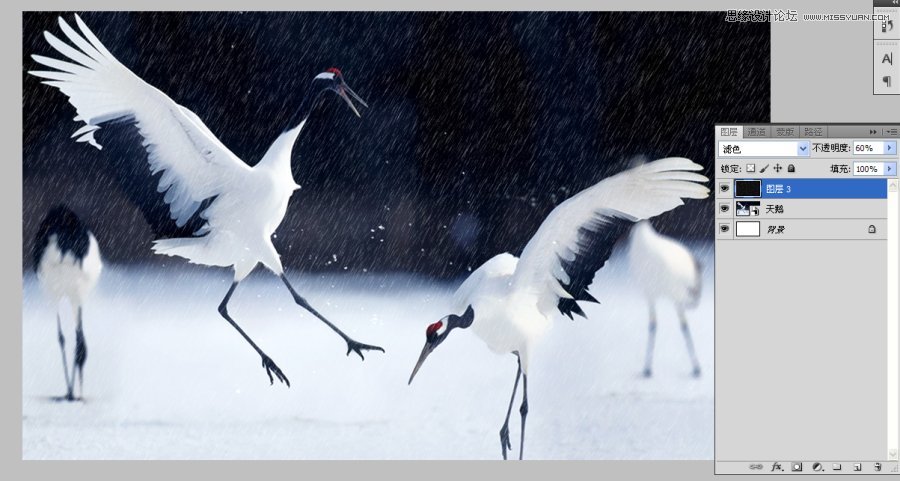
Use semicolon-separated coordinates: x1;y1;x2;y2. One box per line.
21;11;769;460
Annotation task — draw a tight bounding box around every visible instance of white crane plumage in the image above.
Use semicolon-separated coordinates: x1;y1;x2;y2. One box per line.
33;206;102;401
627;220;702;377
30;15;381;387
407;157;709;460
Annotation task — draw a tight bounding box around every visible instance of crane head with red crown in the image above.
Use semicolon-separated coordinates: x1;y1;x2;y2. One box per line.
312;67;368;117
408;305;475;385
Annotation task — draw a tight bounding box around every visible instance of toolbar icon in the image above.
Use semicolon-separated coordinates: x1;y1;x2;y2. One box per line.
885;76;893;88
885;52;894;66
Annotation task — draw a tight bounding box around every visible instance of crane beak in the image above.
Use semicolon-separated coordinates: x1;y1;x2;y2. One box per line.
408;342;435;385
338;82;368;118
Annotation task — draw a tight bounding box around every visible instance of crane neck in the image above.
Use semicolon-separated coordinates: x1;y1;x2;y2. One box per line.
256;86;329;174
286;85;329;134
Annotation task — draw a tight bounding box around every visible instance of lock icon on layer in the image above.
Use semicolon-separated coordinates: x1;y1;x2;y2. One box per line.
869;225;877;234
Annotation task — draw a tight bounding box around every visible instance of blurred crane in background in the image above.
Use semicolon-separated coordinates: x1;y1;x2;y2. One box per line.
627;220;703;378
33;205;102;401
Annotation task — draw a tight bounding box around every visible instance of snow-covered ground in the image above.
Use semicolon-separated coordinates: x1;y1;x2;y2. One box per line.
22;243;713;460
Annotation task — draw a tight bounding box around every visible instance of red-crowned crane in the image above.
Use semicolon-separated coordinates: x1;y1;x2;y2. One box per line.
407;158;708;459
33;205;102;401
30;15;381;387
627;220;703;378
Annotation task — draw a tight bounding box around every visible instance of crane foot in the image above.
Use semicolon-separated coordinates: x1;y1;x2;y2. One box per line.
261;354;290;387
345;339;385;361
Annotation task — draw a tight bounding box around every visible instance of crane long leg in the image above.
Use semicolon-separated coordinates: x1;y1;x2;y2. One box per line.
279;274;384;360
72;307;87;400
218;282;290;387
499;355;522;460
518;366;529;461
56;313;74;401
642;302;657;378
677;308;701;377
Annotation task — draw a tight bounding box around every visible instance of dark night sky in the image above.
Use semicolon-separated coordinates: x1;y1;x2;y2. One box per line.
22;12;770;278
